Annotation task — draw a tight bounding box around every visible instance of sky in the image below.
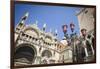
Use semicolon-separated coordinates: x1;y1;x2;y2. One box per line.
15;3;81;40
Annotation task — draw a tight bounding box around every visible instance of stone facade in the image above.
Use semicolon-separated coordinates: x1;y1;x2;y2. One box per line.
76;8;95;35
14;13;72;66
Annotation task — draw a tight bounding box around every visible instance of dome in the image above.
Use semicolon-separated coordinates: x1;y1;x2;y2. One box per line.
60;39;68;46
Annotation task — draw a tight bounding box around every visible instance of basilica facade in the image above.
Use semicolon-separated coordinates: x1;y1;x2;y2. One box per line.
14;13;72;66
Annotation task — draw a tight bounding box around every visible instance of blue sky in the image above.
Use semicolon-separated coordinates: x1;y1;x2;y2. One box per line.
15;3;81;40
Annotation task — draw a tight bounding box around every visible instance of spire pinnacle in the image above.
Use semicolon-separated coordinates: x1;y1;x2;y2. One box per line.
21;12;29;23
43;23;46;31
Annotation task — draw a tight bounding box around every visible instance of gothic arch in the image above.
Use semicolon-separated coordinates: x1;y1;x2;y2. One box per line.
23;26;39;38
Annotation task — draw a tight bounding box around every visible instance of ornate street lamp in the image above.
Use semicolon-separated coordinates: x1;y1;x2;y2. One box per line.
62;24;69;39
62;24;69;63
70;23;76;39
70;23;78;63
62;24;68;34
70;23;75;33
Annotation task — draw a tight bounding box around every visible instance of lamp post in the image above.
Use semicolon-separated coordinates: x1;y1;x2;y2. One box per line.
62;23;76;63
62;25;69;39
62;23;78;63
70;23;77;63
70;23;75;33
62;25;67;34
62;24;68;63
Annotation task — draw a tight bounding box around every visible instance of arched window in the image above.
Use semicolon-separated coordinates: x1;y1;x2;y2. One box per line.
14;44;37;64
42;50;52;58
